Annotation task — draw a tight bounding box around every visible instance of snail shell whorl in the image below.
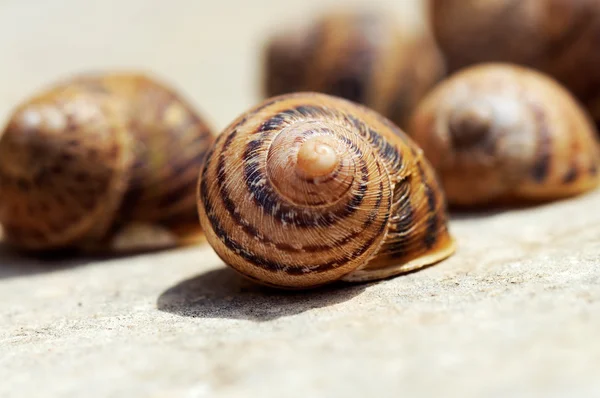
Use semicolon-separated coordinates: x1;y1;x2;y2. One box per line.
197;93;455;289
0;73;214;251
409;64;600;206
266;122;356;207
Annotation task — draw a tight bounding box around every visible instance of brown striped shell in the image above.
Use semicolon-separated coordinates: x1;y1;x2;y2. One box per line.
263;10;446;129
429;0;600;127
197;93;455;289
0;72;215;252
408;64;600;207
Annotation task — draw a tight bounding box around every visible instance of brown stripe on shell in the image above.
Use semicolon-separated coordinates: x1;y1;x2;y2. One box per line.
107;75;214;225
368;175;414;259
416;160;439;249
562;166;579;184
530;104;552;183
561;107;583;185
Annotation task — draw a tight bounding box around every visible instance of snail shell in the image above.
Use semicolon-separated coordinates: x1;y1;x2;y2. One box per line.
429;0;600;127
408;64;600;207
263;10;446;129
0;72;215;252
197;92;455;289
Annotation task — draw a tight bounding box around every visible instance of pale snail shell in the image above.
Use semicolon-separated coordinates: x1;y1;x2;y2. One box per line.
263;9;446;129
197;92;456;289
0;72;215;252
429;0;600;127
408;63;600;207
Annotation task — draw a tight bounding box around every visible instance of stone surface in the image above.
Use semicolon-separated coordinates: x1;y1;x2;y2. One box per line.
1;1;600;397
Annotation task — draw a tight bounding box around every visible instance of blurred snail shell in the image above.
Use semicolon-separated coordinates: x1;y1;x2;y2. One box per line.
197;92;455;289
429;0;600;126
0;72;215;252
263;10;446;129
408;64;600;207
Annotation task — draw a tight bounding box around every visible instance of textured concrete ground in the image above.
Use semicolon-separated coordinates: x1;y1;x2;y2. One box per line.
1;1;600;397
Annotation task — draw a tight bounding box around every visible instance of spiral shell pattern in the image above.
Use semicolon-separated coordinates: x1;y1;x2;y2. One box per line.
409;64;600;206
0;72;214;251
197;93;455;289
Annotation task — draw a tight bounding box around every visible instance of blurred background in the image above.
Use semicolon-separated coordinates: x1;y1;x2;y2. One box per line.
0;0;424;131
2;2;600;397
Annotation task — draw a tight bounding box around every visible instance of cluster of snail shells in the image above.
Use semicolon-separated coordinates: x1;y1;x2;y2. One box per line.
261;7;600;208
205;61;600;289
263;9;446;130
235;6;600;288
4;5;600;291
0;70;458;290
429;0;600;128
0;73;215;253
